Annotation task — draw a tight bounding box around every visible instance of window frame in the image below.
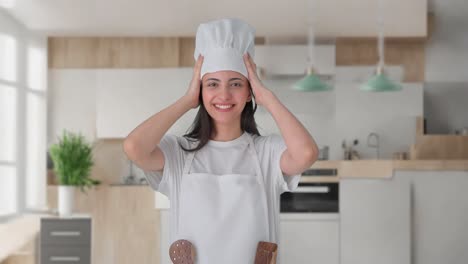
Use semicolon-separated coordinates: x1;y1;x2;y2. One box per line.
0;29;48;223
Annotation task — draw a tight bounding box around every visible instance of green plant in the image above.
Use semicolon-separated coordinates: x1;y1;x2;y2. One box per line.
49;130;101;193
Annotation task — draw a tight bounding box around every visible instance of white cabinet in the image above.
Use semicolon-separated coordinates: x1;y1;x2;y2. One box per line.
96;68;198;138
395;170;468;264
159;209;171;264
255;45;335;77
279;214;339;264
340;177;411;264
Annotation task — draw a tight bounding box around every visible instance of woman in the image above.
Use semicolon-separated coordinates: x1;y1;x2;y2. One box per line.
123;18;319;264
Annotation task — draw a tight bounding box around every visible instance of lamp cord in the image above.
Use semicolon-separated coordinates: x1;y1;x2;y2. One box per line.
377;0;385;69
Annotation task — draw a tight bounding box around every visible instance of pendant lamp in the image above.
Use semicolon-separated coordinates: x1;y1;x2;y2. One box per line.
293;0;332;92
293;67;331;91
360;0;402;92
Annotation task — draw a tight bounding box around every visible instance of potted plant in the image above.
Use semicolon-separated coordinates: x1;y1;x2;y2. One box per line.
49;130;101;217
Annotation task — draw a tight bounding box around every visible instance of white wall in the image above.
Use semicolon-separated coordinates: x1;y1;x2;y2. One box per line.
423;0;468;134
426;0;468;82
260;67;423;160
47;70;97;144
49;67;423;162
423;82;468;134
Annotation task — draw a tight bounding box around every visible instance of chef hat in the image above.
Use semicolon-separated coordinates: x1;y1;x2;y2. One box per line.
194;18;256;80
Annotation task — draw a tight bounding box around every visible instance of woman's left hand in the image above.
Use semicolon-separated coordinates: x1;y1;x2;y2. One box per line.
243;53;272;106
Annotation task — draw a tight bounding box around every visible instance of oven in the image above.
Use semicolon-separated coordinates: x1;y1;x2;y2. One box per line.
278;169;340;263
280;169;339;214
280;182;339;213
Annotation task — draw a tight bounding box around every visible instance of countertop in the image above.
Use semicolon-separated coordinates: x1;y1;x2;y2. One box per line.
108;183;149;186
110;160;468;185
0;214;52;262
300;159;468;182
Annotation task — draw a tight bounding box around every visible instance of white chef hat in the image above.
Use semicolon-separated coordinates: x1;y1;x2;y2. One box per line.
194;18;256;80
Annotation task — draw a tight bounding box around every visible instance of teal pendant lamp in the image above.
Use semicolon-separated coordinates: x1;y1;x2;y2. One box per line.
293;0;332;92
361;0;401;92
293;67;332;92
361;65;402;92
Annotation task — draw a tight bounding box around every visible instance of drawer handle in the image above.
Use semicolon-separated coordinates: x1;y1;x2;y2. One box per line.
50;231;81;237
50;256;80;262
295;186;329;193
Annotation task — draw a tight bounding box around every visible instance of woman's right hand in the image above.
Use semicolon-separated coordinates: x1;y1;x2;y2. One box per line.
184;54;204;109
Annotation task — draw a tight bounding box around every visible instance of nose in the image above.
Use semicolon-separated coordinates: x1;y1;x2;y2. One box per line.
218;86;232;100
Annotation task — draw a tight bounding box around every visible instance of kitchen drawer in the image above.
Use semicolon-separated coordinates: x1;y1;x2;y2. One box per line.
41;219;91;246
40;245;90;264
280;217;339;264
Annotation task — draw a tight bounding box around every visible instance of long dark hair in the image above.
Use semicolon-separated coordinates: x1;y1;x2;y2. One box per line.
180;83;260;152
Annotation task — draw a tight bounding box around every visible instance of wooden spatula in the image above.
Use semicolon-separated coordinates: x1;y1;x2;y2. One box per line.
254;241;278;264
169;239;196;264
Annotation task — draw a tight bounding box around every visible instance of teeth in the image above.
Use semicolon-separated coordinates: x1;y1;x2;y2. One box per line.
214;104;234;109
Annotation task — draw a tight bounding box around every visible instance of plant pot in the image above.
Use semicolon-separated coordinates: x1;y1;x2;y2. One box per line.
58;185;75;217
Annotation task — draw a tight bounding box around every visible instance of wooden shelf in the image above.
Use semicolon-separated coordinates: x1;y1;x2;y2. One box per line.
411;116;468;159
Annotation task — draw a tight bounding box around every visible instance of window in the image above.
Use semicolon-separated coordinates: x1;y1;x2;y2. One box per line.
25;45;47;210
0;33;16;82
0;1;15;9
0;14;47;221
0;33;18;218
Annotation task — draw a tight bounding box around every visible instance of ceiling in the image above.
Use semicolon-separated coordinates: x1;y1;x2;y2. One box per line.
2;0;427;37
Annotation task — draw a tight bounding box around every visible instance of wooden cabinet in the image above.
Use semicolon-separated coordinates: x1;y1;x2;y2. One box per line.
46;186;160;264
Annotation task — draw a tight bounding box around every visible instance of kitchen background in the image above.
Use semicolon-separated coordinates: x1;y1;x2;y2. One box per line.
1;0;468;264
46;0;468;184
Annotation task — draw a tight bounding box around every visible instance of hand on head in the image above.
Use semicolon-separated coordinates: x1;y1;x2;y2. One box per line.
243;53;270;106
185;54;204;109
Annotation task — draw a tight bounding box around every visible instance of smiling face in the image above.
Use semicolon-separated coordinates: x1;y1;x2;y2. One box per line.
201;70;252;126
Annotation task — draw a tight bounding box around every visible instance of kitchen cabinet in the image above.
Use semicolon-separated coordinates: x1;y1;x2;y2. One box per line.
40;216;92;264
340;177;411;264
255;45;335;77
395;170;468;264
159;210;171;264
96;68;198;138
279;214;339;264
46;186;159;264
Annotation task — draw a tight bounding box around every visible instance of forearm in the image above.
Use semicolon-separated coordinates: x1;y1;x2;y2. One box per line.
262;91;319;162
124;96;193;157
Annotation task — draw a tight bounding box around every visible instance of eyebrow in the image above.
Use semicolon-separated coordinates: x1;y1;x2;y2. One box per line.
205;78;244;82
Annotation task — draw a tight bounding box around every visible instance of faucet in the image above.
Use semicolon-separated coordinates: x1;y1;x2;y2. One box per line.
367;132;380;159
123;159;136;184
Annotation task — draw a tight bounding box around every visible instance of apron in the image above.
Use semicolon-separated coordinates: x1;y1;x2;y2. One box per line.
175;133;270;264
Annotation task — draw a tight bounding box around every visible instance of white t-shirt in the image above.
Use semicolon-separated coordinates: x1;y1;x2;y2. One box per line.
141;132;301;244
